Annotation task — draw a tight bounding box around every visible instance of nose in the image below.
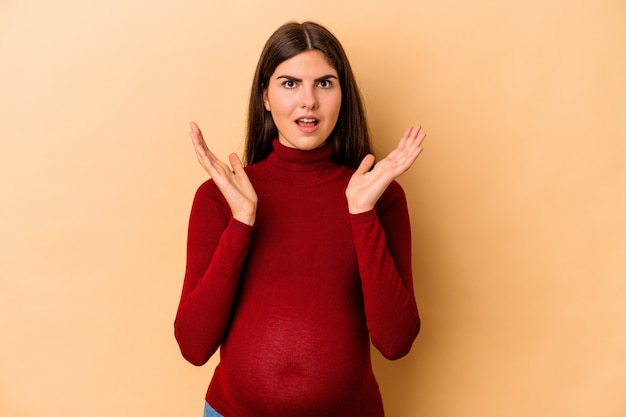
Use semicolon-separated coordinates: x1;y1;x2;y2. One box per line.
300;85;318;109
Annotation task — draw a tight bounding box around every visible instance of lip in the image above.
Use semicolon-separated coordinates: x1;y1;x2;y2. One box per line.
295;116;320;134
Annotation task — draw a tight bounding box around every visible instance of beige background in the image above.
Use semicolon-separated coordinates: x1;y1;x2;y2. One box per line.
1;0;625;416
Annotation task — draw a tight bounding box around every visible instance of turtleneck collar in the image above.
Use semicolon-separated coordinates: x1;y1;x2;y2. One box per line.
253;139;347;185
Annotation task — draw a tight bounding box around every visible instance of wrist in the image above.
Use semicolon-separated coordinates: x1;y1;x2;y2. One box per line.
233;213;255;226
348;203;373;215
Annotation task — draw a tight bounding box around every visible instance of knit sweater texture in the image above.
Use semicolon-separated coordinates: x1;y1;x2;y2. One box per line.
174;139;420;417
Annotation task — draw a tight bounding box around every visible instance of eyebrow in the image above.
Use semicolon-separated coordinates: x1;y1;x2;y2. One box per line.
275;74;338;82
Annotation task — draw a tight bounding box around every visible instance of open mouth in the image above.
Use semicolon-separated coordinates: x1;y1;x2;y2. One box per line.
296;118;319;127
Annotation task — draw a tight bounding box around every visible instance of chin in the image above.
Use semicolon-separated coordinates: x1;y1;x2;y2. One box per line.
280;136;328;150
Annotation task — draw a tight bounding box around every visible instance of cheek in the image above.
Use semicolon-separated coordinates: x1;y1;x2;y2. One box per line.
266;92;295;115
330;96;342;121
330;90;342;110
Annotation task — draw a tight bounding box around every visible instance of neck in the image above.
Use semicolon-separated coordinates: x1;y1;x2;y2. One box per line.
253;139;346;185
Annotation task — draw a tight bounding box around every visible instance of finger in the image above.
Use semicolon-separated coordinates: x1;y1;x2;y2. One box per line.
356;154;376;175
190;132;205;153
228;153;246;176
412;126;426;147
405;125;423;146
386;130;416;164
411;131;426;160
189;121;204;144
405;125;418;140
189;123;207;148
401;126;425;158
190;123;220;171
401;134;424;165
393;126;421;157
190;136;223;175
394;127;412;151
192;137;211;169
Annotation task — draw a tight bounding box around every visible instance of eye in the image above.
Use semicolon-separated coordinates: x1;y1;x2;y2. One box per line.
282;80;297;89
318;79;333;89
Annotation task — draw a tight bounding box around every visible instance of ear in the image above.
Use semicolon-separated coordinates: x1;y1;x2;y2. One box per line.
262;90;270;111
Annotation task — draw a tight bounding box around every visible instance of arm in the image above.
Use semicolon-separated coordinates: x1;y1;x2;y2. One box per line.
174;122;257;365
346;125;426;359
350;183;420;359
174;182;253;366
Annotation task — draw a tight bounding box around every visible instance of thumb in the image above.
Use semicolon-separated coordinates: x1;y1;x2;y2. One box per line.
228;153;244;174
356;154;375;175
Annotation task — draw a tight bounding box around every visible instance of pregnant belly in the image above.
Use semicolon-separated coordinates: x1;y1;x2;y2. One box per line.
218;308;373;416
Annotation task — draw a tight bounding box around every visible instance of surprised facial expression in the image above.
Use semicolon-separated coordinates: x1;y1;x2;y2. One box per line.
263;50;342;151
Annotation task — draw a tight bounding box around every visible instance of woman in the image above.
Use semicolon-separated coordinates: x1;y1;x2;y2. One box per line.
175;21;425;417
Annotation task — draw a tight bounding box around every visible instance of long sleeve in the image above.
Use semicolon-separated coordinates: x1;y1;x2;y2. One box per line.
350;180;420;360
174;180;253;366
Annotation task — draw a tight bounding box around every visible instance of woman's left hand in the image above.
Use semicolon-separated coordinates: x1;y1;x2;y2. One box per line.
346;125;426;214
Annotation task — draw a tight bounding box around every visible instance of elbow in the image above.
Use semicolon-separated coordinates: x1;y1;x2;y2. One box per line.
177;340;210;366
376;340;413;361
374;317;421;361
181;350;210;367
174;322;212;367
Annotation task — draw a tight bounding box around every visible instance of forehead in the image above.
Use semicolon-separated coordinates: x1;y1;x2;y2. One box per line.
272;50;338;77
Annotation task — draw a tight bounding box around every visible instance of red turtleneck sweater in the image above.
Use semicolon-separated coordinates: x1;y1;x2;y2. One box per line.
174;140;420;417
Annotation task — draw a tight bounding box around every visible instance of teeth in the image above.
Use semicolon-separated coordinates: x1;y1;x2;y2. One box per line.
298;118;317;123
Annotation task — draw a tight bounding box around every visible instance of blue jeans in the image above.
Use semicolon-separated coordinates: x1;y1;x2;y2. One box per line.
203;402;223;417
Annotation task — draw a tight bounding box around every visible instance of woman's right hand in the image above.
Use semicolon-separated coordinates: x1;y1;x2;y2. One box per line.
190;121;258;226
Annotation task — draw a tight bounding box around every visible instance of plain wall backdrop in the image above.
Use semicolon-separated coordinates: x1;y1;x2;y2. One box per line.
1;0;625;416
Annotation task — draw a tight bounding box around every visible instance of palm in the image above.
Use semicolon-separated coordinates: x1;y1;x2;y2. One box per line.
190;121;258;225
346;125;425;214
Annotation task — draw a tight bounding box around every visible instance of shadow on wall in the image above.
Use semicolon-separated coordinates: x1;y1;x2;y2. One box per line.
372;347;423;416
369;181;438;417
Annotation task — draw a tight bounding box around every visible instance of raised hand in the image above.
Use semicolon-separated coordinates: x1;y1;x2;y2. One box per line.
190;121;258;226
346;125;426;214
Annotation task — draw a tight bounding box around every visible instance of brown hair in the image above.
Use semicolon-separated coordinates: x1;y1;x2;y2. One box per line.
245;21;371;167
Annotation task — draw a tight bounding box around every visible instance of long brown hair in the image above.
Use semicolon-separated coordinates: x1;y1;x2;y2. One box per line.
245;21;371;167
